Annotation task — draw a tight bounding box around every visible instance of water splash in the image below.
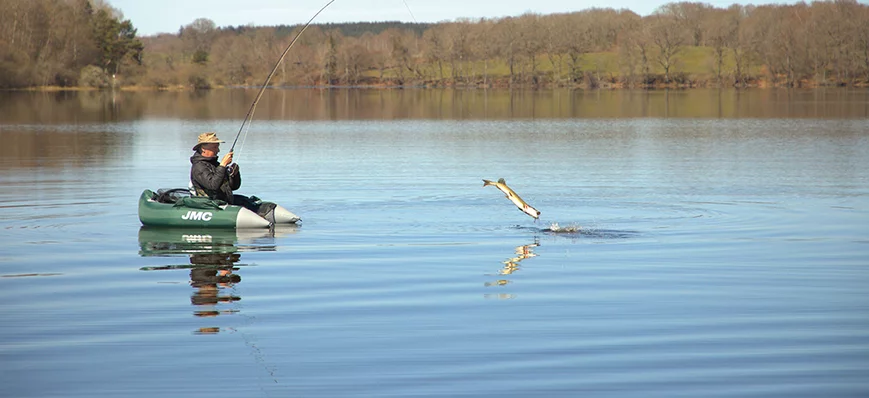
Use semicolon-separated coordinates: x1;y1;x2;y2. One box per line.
543;222;582;233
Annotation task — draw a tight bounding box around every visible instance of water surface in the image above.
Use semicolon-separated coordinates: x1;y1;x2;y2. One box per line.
1;89;868;397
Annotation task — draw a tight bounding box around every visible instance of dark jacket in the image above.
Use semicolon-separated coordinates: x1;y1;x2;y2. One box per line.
190;153;241;204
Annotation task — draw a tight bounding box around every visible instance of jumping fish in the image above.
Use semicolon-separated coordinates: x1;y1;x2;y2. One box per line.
482;178;541;219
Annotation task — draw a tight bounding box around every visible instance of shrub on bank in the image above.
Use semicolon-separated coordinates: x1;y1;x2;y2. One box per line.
188;73;212;90
80;66;110;88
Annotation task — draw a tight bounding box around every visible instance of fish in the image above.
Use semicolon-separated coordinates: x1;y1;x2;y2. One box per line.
482;178;541;219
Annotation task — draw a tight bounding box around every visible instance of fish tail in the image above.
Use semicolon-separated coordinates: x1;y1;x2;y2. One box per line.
482;179;494;187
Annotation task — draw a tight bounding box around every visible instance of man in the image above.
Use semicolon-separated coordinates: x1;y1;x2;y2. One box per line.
189;132;243;205
190;132;283;223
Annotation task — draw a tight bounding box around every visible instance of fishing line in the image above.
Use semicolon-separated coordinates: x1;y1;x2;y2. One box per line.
402;0;418;23
231;0;416;160
229;0;337;159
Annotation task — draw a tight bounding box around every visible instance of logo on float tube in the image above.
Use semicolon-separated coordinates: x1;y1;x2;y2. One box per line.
181;211;213;221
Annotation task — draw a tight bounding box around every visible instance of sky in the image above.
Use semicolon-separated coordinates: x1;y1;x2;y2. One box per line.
108;0;799;36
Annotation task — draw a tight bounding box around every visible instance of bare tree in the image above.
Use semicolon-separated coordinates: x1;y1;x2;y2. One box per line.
494;17;520;86
721;5;752;87
447;20;472;85
422;25;447;82
748;5;803;86
563;12;594;84
858;3;869;80
814;0;865;85
180;18;216;64
705;8;732;85
617;12;647;87
541;14;568;86
658;2;713;46
648;12;685;83
516;13;544;86
209;30;256;85
470;18;498;87
292;26;327;85
367;30;392;82
339;36;370;85
385;28;420;85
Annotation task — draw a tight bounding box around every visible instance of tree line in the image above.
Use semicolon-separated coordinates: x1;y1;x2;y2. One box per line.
2;0;868;89
0;0;143;88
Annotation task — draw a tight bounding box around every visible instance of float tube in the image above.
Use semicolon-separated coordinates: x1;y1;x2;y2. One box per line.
138;189;299;228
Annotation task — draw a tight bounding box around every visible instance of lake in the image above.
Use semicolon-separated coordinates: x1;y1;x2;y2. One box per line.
1;88;868;397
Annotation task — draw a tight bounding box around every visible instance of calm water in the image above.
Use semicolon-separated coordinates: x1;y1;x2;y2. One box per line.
1;89;868;397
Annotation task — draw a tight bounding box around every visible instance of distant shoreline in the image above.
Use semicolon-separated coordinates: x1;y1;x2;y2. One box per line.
6;81;867;92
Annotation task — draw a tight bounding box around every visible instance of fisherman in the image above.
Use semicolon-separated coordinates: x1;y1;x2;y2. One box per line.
189;132;272;215
190;132;242;202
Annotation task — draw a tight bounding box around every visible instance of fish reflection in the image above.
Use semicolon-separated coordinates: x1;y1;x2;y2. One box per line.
484;240;539;299
138;227;289;334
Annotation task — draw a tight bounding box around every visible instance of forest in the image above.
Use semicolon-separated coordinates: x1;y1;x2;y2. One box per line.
1;0;868;89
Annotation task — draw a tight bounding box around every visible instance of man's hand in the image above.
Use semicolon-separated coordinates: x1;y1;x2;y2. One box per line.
220;151;234;167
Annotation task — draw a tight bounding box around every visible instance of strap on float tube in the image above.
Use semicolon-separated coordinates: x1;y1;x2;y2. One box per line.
229;0;337;157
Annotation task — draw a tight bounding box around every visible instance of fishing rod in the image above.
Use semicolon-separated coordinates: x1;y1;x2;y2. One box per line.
229;0;337;154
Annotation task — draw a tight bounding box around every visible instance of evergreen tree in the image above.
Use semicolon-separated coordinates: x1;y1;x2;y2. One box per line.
90;9;143;75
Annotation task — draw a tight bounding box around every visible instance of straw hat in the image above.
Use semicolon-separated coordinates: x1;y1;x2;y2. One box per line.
193;132;225;151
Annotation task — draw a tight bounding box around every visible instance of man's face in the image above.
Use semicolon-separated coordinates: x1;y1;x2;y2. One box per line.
202;143;220;154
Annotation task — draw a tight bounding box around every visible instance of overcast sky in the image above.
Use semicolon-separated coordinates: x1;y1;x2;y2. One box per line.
109;0;798;36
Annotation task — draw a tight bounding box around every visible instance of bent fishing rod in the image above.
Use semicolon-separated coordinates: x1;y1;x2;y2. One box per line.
228;0;336;156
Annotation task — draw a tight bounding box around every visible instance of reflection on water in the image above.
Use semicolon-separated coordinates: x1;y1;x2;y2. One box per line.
0;129;131;169
527;223;640;240
188;252;242;325
0;90;135;124
0;272;63;278
1;88;866;126
3;88;866;171
137;227;285;334
485;241;539;300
